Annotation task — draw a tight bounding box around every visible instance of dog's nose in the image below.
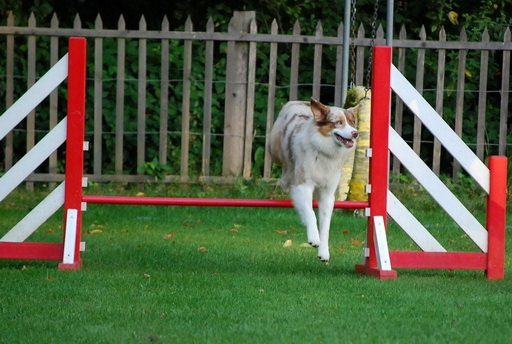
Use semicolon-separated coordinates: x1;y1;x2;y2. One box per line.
352;130;359;138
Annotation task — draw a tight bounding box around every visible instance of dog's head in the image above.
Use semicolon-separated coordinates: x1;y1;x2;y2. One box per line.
310;98;359;149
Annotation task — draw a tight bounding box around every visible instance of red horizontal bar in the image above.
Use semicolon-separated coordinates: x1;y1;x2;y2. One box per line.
82;195;369;209
0;242;63;261
390;251;487;270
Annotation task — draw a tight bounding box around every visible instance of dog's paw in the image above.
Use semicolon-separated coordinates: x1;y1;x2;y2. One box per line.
308;240;320;248
317;248;330;262
307;231;320;248
318;255;330;262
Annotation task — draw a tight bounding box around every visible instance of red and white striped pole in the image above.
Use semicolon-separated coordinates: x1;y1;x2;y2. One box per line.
486;155;507;279
59;37;86;270
355;46;397;279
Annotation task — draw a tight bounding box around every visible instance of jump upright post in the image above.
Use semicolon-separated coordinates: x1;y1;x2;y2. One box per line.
0;37;86;268
356;46;507;280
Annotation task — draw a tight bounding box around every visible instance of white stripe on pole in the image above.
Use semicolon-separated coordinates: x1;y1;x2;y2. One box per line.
373;216;392;271
390;64;490;193
0;54;68;141
62;209;78;265
1;182;65;242
389;128;488;252
0;118;67;202
387;190;446;252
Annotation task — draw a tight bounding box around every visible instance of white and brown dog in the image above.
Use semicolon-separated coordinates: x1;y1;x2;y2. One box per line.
269;98;359;262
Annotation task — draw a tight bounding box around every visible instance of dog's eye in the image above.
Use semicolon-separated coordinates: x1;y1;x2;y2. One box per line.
336;121;343;126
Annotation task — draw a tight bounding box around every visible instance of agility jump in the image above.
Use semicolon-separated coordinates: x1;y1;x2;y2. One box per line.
0;38;507;279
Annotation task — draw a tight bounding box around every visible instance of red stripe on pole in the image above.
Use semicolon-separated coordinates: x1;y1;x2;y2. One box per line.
486;156;507;279
82;195;369;209
0;242;63;261
62;37;87;269
390;251;487;270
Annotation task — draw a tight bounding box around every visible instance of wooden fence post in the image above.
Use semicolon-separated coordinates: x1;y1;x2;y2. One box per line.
202;18;214;180
115;15;126;175
289;20;301;102
412;26;426;156
499;28;510;156
49;13;59;190
477;28;490;160
93;14;103;177
26;13;36;191
433;27;446;176
263;19;278;179
137;15;147;176
392;25;407;177
159;16;170;166
4;12;15;172
222;11;256;177
180;17;193;182
453;28;468;179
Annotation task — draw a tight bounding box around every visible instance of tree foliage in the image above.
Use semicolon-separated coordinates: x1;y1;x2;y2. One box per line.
0;0;511;177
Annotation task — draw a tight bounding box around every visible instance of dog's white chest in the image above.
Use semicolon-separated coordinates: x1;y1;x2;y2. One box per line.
304;150;345;189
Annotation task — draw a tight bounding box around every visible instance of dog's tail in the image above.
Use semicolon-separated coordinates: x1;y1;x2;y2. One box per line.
268;123;283;165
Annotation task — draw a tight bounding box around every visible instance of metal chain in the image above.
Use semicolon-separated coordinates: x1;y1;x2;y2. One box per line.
364;0;380;94
349;0;358;88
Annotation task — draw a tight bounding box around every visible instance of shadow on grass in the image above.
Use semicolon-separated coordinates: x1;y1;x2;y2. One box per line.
80;239;359;279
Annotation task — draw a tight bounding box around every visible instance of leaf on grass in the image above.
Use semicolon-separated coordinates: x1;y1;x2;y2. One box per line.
350;238;364;246
47;275;55;282
144;224;151;230
233;223;242;229
163;233;176;241
90;229;103;235
341;229;350;235
21;265;27;271
198;246;207;253
283;239;293;248
45;228;54;234
336;245;346;253
143;273;151;278
274;229;288;235
300;243;315;249
136;192;144;197
229;228;239;234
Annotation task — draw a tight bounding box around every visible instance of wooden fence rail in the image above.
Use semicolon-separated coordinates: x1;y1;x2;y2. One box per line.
0;11;510;184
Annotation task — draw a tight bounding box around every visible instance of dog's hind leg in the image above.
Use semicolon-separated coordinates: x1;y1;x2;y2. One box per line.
291;184;320;247
317;189;335;262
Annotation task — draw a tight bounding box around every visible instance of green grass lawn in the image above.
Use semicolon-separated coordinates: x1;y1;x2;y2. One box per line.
1;182;511;343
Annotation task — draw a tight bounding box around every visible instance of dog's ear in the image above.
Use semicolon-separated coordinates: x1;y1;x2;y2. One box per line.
344;104;360;124
310;98;330;122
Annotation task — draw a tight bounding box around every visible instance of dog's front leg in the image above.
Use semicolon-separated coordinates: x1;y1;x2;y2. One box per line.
291;184;320;247
317;190;335;262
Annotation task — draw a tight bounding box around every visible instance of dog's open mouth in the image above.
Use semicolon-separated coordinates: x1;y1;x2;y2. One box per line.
334;132;354;148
